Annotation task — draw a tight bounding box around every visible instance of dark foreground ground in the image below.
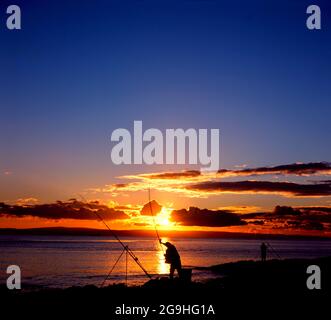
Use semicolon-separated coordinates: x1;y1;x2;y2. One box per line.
1;257;330;318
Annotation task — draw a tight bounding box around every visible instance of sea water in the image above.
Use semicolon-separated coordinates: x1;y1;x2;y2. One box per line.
0;235;330;288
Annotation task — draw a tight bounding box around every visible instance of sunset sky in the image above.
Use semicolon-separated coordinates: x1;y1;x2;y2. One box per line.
1;0;331;236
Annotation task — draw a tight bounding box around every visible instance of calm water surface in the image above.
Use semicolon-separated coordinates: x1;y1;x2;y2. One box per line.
0;235;330;288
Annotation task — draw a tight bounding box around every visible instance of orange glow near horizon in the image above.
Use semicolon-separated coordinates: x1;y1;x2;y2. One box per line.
0;214;330;237
1;195;331;237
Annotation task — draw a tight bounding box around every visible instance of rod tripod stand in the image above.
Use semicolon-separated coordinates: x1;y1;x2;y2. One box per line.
101;246;129;287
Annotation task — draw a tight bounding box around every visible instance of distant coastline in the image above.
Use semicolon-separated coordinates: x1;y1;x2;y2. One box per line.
1;227;330;240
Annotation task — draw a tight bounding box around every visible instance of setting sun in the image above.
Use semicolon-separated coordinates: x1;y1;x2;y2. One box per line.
156;207;174;228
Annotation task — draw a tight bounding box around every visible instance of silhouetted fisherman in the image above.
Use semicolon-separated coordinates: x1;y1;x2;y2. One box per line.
160;240;182;279
261;242;267;262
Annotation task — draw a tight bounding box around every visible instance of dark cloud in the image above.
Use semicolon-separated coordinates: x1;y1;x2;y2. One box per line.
140;200;162;216
243;206;331;232
286;220;325;231
186;180;331;197
113;183;129;188
171;207;247;227
140;163;331;181
218;162;331;177
145;170;201;179
299;206;331;214
273;205;301;216
0;200;129;221
300;221;325;231
250;220;265;225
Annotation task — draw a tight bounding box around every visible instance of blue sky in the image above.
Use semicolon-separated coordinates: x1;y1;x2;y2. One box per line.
1;0;330;205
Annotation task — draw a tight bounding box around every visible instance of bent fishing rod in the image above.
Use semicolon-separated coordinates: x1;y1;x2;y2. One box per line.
148;188;164;253
78;195;151;279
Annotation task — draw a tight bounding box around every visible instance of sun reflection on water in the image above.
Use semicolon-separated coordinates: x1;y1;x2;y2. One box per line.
156;237;169;275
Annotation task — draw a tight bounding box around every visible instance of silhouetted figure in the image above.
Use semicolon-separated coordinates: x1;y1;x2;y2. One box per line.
160;240;182;279
261;242;267;262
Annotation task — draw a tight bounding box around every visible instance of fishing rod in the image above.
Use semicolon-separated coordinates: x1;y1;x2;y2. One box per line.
266;242;281;259
101;247;126;287
148;188;164;253
78;195;152;280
